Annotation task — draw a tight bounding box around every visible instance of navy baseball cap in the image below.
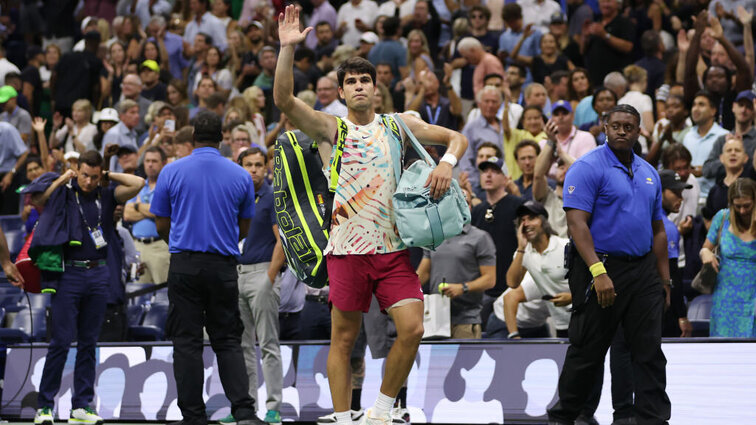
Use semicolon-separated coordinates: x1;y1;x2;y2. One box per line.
735;90;756;104
659;169;692;192
551;100;572;114
478;156;506;173
516;200;549;218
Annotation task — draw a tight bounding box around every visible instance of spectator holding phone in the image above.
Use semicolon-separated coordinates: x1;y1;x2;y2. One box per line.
504;200;571;339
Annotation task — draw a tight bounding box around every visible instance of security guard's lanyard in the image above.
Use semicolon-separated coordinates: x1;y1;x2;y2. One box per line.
75;189;108;250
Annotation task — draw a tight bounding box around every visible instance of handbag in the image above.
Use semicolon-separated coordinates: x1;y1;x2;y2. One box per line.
390;114;471;250
691;213;724;294
422;293;451;339
14;229;42;294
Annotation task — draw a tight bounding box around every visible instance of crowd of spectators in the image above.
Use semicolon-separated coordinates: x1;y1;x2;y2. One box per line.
0;0;755;345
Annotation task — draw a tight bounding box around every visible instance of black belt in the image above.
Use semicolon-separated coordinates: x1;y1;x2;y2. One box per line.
305;294;329;304
65;259;107;269
172;251;235;261
598;252;649;263
279;311;300;318
136;236;160;244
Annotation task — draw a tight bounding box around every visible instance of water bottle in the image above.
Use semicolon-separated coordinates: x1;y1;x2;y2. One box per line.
131;253;141;281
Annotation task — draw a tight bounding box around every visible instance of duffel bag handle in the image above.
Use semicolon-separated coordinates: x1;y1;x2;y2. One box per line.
393;114;436;168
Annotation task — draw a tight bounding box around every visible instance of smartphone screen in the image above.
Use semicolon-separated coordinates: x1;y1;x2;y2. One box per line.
164;119;175;132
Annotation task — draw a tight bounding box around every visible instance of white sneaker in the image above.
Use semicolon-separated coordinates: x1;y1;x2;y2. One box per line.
358;408;391;425
68;408;103;425
34;407;54;425
317;409;365;424
391;407;410;425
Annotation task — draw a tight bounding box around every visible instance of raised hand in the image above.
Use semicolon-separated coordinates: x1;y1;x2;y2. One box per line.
31;117;47;133
708;13;724;39
737;5;753;25
677;29;690;51
523;23;534;38
278;5;311;47
693;10;709;35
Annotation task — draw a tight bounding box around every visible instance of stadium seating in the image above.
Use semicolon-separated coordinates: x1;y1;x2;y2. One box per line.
0;307;47;343
129;303;168;341
687;294;713;337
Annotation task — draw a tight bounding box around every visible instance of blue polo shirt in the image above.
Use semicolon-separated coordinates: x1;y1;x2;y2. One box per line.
563;143;665;257
150;147;255;256
238;182;277;264
127;182;159;239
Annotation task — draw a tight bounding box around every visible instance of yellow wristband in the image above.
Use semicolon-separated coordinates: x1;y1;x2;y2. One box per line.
589;262;607;278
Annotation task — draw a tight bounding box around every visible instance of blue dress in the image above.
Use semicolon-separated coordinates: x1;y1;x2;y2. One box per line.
707;209;756;337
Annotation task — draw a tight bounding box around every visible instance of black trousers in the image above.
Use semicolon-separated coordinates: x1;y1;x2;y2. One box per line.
548;253;671;425
166;252;256;425
278;311;301;341
98;303;127;342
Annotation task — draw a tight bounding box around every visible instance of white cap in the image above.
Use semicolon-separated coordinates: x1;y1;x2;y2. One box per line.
360;32;379;44
96;108;119;124
64;152;80;161
81;17;95;32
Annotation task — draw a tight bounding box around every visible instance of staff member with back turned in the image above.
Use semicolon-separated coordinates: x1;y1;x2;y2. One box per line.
150;110;265;425
274;6;467;425
547;104;672;425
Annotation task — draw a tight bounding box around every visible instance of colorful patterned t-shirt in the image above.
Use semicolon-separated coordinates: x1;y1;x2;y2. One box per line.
326;114;406;255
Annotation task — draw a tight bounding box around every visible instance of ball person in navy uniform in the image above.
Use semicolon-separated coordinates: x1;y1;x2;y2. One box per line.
34;151;145;425
548;104;672;425
150;111;265;425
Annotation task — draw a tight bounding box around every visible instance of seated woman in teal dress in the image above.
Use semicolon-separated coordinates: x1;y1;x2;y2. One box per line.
700;178;756;337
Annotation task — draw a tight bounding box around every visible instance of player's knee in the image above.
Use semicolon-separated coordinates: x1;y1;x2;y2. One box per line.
397;321;424;345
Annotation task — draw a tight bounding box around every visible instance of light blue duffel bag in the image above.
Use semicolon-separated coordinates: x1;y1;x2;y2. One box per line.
388;114;471;250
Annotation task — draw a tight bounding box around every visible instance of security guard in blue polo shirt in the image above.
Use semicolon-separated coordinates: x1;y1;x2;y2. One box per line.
548;105;672;425
150;111;265;425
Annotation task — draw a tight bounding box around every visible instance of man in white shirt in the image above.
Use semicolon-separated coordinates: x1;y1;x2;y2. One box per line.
504;201;571;338
337;0;379;48
0;46;20;86
377;0;416;21
517;0;562;35
183;0;228;51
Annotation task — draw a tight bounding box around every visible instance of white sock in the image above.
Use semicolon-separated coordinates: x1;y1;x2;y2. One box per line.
372;392;396;419
334;411;352;425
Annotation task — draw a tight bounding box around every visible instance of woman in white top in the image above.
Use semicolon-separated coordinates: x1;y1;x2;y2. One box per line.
242;85;267;145
39;44;61;86
406;30;434;81
212;0;237;32
618;65;655;153
53;99;97;153
193;46;233;97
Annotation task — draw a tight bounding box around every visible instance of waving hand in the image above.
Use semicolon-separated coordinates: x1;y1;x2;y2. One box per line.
278;5;312;47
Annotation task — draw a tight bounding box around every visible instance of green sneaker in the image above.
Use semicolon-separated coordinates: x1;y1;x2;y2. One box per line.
34;406;54;425
68;407;102;425
218;414;236;425
264;410;281;425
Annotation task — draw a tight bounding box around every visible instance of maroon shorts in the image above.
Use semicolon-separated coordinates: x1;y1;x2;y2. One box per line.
327;250;423;313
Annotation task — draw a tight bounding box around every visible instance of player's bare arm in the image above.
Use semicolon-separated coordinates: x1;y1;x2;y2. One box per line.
274;5;337;144
398;112;468;199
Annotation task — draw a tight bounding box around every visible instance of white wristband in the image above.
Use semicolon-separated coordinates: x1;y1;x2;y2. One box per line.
440;153;458;167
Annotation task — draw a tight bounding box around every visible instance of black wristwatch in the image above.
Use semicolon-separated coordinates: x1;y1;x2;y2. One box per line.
462;282;469;294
